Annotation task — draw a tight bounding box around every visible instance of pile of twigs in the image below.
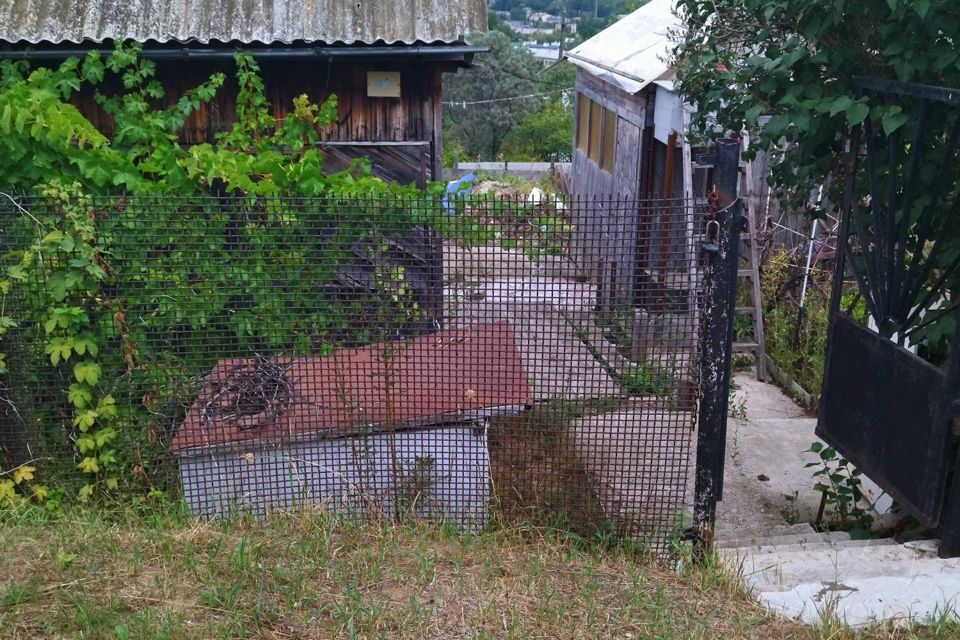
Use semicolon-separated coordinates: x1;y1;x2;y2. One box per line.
200;355;294;429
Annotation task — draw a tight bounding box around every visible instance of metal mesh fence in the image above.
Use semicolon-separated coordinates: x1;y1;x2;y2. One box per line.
0;193;707;544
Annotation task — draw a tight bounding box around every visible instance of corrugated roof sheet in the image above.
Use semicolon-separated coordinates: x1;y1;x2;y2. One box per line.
0;0;487;45
171;322;532;452
565;0;681;94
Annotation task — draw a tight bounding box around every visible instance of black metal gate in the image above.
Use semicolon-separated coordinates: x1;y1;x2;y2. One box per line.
818;78;960;557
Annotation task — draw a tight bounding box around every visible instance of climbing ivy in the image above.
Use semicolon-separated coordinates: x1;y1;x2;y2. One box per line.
0;43;441;504
0;42;572;505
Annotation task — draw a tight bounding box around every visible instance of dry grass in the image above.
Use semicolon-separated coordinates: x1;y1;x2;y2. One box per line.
0;502;957;639
488;404;608;538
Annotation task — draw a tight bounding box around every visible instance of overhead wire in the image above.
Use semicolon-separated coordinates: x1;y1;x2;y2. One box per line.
470;61;572;89
443;88;573;107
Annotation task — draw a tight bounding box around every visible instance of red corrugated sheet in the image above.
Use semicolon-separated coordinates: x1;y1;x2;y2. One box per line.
171;322;530;452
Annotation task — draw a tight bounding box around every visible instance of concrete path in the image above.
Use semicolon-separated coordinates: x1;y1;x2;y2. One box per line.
717;372;960;628
719;526;960;627
716;371;825;530
570;408;692;536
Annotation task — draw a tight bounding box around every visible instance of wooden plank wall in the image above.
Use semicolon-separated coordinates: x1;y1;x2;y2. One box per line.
72;58;448;183
569;69;649;309
320;142;430;186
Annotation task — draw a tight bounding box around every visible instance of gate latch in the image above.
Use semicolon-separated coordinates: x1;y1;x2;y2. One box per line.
702;219;720;254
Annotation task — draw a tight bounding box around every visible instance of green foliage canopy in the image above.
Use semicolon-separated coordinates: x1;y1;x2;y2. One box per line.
445;32;574;161
673;0;960;210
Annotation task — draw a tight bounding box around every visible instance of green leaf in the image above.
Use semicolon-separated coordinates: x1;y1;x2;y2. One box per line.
6;264;26;281
77;456;99;473
94;428;116;447
73;410;98;432
96;395;117;418
744;104;764;124
828;95;854;116
0;104;11;134
881;110;910;136
73;361;101;386
845;101;870;127
75;435;96;453
915;0;930;18
44;338;74;365
68;383;93;409
41;230;65;245
81;51;105;84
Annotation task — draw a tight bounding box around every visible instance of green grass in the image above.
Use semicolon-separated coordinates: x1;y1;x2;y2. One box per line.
0;501;957;639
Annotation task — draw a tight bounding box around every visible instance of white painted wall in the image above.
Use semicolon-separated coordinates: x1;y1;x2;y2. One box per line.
178;421;491;531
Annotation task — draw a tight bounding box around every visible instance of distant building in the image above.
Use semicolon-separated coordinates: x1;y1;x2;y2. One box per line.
507;20;557;36
529;11;563;25
525;42;562;67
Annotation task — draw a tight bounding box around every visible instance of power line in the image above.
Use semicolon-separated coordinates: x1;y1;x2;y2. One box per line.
443;89;573;107
471;61;572;89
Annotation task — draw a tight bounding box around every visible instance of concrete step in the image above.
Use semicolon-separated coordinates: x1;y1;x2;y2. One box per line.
721;537;898;567
714;522;815;543
742;540;960;627
740;541;946;593
719;530;856;553
759;571;960;627
717;531;832;550
714;523;818;549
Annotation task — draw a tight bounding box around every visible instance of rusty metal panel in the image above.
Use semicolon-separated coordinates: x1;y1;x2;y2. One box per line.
0;0;487;45
171;322;531;452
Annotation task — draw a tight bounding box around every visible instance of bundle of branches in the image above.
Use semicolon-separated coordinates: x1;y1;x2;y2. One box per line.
201;355;294;430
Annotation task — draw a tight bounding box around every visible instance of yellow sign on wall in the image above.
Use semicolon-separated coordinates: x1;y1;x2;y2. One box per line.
367;71;401;98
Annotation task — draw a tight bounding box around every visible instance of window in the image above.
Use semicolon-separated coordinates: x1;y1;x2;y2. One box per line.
576;94;590;152
588;100;602;161
574;92;618;173
601;108;617;172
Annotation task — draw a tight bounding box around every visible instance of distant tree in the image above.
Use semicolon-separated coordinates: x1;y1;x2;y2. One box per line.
502;97;574;161
488;11;521;40
444;32;545;159
576;17;607;39
509;6;528;21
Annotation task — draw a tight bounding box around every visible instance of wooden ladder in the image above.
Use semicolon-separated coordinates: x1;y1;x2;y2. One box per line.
733;134;767;381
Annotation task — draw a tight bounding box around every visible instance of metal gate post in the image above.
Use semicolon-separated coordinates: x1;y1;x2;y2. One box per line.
936;316;960;558
693;138;743;551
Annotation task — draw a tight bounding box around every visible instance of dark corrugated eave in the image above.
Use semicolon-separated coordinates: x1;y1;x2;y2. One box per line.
0;40;489;62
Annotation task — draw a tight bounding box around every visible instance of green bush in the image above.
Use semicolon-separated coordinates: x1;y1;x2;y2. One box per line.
760;249;829;401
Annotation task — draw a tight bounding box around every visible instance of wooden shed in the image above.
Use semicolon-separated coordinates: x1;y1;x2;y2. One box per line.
0;0;488;185
561;0;705;316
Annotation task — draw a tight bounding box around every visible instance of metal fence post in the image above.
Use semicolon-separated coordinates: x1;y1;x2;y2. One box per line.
693;138;743;551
